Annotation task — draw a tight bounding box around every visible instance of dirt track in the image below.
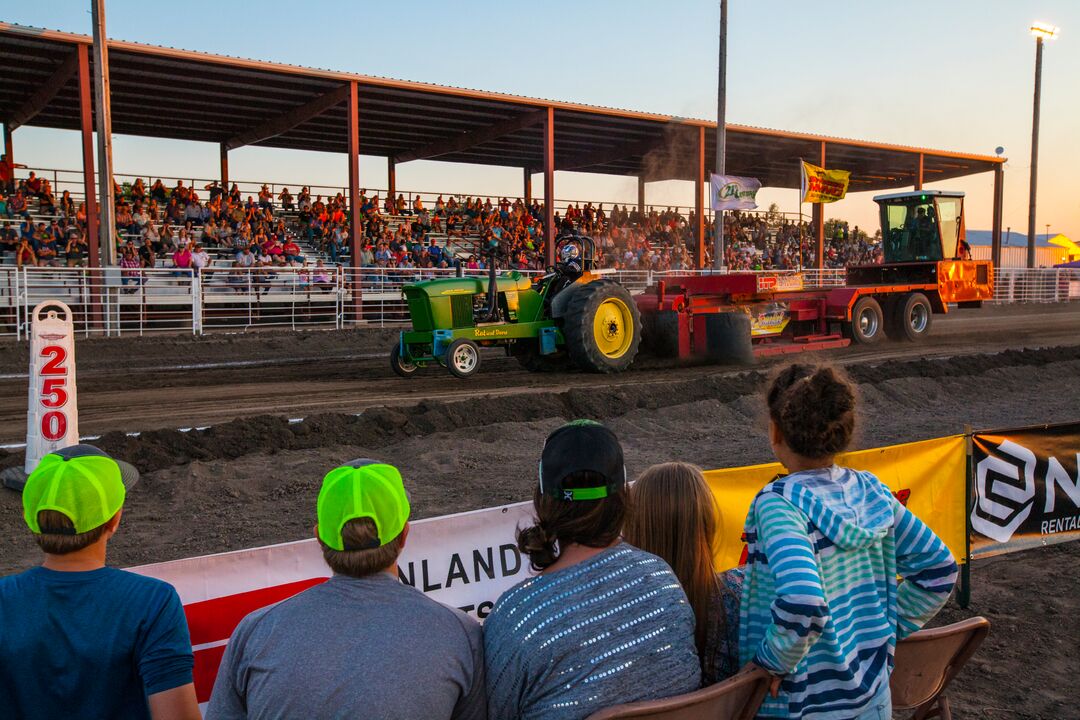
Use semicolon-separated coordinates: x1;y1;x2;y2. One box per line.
0;303;1078;719
0;303;1078;443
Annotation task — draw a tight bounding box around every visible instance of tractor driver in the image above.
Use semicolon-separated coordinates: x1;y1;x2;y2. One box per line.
559;242;584;277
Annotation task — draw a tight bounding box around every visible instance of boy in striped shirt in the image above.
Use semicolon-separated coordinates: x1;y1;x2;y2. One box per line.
742;365;957;719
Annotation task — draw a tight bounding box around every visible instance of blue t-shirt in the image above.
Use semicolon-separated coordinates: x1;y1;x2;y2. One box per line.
0;566;194;720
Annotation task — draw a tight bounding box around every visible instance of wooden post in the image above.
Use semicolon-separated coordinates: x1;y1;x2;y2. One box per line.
915;152;924;190
523;167;532;204
544;107;555;268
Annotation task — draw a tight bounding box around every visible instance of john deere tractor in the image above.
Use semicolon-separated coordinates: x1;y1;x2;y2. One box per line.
390;235;641;378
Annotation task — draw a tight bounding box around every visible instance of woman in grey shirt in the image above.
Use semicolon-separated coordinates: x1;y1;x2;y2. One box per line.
484;421;701;720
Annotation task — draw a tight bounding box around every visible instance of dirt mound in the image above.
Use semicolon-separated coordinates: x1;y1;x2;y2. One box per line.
5;344;1075;475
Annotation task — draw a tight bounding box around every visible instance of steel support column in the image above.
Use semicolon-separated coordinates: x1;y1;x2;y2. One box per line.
388;160;396;205
523;168;532;204
814;141;826;269
637;176;645;215
347;80;362;321
543;107;555;268
76;44;100;270
76;43;102;327
3;125;12;165
991;164;1004;268
219;143;229;190
696;125;706;269
915;153;924;190
91;0;116;266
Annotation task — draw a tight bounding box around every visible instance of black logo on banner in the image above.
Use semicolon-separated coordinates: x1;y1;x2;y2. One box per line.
971;425;1080;544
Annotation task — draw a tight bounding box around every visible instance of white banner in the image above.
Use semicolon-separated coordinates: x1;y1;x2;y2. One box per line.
130;500;535;706
710;174;762;211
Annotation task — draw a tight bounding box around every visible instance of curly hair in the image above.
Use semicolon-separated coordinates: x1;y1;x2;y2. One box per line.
766;363;857;459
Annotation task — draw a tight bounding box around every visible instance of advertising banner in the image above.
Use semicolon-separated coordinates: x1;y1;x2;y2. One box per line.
132;436;968;709
710;174;762;210
132;501;535;706
800;160;851;204
704;435;968;572
971;422;1080;557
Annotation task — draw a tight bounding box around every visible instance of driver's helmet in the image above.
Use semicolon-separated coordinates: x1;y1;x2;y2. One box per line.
559;243;581;264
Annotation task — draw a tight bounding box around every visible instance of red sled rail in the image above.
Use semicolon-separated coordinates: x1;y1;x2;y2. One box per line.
635;263;992;362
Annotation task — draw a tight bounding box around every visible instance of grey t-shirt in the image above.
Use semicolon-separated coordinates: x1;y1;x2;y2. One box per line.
483;543;701;720
206;572;486;720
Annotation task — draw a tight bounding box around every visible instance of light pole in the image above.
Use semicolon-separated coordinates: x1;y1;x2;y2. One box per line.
1026;21;1058;269
713;0;727;272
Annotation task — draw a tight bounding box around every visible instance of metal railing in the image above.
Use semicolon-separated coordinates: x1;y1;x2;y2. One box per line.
0;266;1075;339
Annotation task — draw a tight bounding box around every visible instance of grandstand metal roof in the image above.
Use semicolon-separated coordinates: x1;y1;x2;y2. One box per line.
0;23;1004;192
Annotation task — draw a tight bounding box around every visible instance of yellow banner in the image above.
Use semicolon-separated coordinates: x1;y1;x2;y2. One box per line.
704;435;967;571
800;160;851;203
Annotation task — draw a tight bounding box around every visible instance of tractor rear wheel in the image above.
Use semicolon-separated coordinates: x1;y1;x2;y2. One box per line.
652;310;682;358
705;312;754;365
562;280;642;373
846;296;885;345
892;292;933;342
390;342;418;378
446;338;481;378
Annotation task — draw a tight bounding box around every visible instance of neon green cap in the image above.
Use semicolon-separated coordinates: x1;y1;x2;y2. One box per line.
23;445;140;535
316;460;410;552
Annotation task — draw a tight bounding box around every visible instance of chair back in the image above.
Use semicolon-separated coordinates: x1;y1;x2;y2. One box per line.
585;667;771;720
890;616;990;711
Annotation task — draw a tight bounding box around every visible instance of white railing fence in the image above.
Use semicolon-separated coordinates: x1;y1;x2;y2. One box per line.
0;266;1076;339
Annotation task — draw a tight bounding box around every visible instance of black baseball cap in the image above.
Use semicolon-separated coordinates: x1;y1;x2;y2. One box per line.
539;420;626;501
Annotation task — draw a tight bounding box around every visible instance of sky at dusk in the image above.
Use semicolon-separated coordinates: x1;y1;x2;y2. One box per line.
3;0;1077;241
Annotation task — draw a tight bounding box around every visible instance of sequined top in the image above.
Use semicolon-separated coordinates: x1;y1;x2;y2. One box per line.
484;543;701;720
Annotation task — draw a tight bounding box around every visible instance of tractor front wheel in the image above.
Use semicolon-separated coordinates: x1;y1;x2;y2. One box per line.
446;338;481;379
563;280;642;373
390;342;418;378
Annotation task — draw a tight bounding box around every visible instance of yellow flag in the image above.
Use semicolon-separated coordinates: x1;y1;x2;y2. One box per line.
801;160;851;203
704;435;968;571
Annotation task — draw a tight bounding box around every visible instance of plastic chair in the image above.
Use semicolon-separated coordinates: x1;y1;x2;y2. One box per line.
585;666;771;720
890;616;990;720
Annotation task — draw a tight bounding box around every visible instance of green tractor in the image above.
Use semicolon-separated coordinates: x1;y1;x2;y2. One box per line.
390;235;641;378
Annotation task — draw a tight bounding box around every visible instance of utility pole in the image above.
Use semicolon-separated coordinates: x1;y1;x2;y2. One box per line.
91;0;116;266
712;0;727;272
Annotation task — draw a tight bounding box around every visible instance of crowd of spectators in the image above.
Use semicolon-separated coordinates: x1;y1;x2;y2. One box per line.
2;165;883;279
2;362;960;720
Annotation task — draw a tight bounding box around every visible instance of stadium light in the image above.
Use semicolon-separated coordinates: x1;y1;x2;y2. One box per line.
1026;21;1058;268
1030;22;1059;40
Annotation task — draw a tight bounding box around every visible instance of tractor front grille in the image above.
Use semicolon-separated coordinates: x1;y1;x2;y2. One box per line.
451;294;474;328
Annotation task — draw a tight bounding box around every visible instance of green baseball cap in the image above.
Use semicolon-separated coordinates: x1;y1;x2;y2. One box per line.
317;459;410;552
23;444;140;535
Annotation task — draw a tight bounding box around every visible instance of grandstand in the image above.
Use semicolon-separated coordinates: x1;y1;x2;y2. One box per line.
0;22;1007;275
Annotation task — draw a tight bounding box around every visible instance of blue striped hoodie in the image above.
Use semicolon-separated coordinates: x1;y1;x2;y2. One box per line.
740;466;957;719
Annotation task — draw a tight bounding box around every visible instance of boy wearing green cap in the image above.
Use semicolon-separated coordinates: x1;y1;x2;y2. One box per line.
0;445;199;720
206;459;487;720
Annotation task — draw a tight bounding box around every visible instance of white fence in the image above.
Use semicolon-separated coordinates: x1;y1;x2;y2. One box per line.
0;266;1074;340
